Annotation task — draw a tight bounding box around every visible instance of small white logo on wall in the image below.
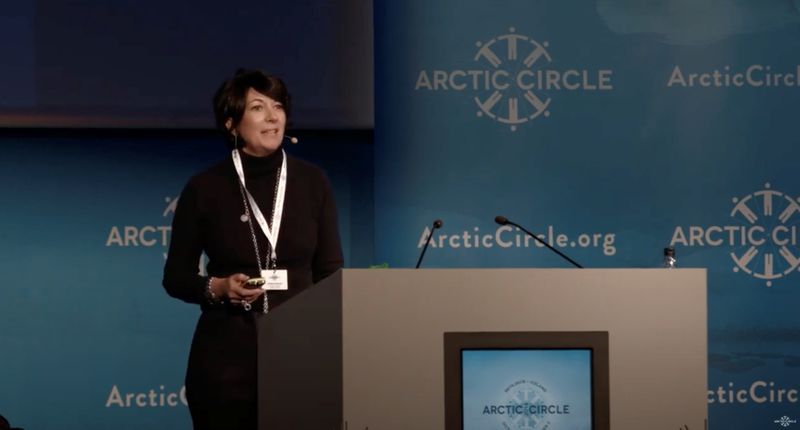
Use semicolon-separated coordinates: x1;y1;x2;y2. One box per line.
163;196;178;218
671;183;800;287
775;416;797;427
708;379;798;405
106;196;176;258
105;196;208;274
414;27;614;131
667;65;800;88
105;384;187;408
419;223;617;256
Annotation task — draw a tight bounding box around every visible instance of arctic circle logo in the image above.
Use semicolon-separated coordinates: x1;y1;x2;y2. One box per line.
671;183;800;287
503;380;549;430
414;27;614;131
105;196;176;255
730;184;800;285
104;195;209;276
479;380;574;430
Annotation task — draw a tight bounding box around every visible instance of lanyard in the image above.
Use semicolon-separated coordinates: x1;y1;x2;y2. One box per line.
231;149;287;263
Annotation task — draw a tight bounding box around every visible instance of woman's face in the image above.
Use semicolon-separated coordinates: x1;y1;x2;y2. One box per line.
233;88;286;156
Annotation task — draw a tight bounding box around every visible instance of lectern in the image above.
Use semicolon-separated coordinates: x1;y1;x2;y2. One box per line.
257;269;707;430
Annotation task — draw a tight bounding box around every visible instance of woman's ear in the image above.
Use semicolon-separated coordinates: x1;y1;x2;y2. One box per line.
225;118;235;135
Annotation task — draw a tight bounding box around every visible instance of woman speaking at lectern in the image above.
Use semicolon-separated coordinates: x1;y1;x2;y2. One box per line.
163;69;343;429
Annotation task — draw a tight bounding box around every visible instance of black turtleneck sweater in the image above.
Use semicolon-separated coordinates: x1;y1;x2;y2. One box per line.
163;148;344;311
163;148;343;428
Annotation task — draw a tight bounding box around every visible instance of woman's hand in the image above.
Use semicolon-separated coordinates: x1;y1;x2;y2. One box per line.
210;274;265;305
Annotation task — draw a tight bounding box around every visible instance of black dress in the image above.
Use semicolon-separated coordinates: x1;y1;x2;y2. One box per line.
163;148;343;430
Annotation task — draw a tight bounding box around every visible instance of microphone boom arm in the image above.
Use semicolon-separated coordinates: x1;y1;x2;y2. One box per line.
497;217;583;268
415;219;443;269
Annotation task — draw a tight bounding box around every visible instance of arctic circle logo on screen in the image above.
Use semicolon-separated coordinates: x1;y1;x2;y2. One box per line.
414;27;614;131
671;183;800;287
481;380;570;430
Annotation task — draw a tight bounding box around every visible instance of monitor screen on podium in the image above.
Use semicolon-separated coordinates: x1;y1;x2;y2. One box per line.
444;332;609;430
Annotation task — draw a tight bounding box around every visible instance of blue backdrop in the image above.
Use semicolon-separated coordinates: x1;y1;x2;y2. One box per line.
375;1;800;428
0;130;372;429
2;0;800;428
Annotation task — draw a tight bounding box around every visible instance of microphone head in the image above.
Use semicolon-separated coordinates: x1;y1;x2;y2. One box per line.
494;215;509;225
288;136;299;144
433;219;443;229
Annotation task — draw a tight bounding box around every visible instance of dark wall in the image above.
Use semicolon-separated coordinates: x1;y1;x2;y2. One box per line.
0;0;373;129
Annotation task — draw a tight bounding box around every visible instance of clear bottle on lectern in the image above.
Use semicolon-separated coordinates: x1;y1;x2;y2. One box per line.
662;246;677;268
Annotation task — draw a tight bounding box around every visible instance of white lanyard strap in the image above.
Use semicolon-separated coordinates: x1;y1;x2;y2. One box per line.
231;149;287;262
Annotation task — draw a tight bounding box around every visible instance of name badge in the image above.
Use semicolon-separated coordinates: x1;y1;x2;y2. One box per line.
260;269;288;291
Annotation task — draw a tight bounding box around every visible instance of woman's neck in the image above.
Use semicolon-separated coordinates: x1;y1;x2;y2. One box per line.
242;146;277;157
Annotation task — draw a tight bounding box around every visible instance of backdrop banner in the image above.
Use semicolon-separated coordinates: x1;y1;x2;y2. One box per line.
375;1;800;428
0;131;372;429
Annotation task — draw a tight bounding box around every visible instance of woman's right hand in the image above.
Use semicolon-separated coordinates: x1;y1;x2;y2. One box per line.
210;274;265;305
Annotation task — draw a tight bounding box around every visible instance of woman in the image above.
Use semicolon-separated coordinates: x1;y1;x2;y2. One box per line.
163;69;343;429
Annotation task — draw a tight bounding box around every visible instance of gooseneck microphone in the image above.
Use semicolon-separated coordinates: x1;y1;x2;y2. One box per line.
494;216;583;268
415;219;443;269
284;135;299;144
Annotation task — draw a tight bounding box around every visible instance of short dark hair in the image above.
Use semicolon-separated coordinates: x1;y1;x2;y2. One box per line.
0;413;23;430
212;69;292;147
